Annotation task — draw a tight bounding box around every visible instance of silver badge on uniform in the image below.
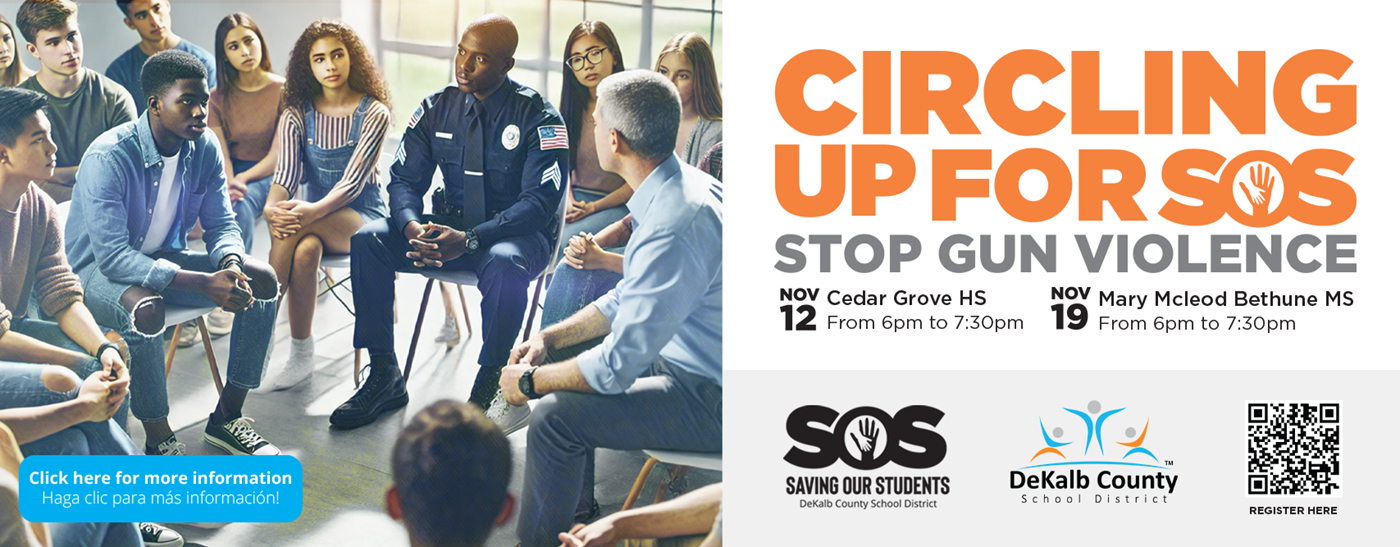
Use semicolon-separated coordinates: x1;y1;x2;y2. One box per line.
503;124;520;150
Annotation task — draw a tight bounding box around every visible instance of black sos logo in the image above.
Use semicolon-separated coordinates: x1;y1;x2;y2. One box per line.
783;405;947;470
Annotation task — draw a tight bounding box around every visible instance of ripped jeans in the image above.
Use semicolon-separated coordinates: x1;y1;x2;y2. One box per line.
0;363;143;547
2;317;129;428
77;250;275;422
0;363;138;456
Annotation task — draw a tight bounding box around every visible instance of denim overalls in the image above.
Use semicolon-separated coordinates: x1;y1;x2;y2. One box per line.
301;96;389;222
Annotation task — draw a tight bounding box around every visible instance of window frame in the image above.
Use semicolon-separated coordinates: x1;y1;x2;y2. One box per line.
376;0;721;139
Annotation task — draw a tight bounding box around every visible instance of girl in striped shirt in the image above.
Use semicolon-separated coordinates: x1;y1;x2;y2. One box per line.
262;19;390;390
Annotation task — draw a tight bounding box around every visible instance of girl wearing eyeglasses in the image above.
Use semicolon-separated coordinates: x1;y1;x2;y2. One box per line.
540;30;725;350
557;20;629;255
553;31;724;282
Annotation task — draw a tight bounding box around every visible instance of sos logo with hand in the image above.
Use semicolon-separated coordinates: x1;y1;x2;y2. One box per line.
784;405;948;470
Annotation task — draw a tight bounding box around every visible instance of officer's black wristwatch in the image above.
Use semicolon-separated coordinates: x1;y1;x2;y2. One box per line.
464;229;480;254
519;367;542;399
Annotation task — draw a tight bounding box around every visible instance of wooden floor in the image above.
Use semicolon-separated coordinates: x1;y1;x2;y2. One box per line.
128;230;718;547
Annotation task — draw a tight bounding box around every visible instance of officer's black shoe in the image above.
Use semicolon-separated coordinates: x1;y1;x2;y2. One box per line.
329;362;408;429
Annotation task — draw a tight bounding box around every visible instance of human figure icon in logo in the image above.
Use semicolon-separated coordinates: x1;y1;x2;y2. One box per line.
1063;400;1124;456
1117;420;1159;463
1030;419;1072;462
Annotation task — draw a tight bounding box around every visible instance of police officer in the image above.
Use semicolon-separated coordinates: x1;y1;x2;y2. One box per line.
332;14;567;430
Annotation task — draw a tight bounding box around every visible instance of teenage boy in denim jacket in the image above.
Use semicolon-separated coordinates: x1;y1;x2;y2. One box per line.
65;50;281;457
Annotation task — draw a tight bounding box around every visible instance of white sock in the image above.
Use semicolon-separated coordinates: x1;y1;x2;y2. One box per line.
291;337;315;358
273;337;315;390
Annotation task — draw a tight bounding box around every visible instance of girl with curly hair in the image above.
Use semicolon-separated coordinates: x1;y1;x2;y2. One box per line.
0;14;35;87
263;18;391;389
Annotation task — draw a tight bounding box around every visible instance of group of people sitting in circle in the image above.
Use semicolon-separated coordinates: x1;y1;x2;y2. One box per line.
0;1;723;546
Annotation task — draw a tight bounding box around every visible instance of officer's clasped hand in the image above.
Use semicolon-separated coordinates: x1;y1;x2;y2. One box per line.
408;222;469;267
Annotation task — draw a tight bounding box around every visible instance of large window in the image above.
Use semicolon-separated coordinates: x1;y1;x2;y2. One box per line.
378;0;723;133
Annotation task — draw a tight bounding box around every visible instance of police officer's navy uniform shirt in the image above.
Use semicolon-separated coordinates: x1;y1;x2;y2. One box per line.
388;78;568;244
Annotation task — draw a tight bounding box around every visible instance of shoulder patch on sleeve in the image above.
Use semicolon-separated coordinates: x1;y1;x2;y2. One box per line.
538;125;569;150
541;161;562;190
408;88;451;130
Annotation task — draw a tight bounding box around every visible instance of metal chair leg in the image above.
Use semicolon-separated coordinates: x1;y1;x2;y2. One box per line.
317;269;355;315
402;278;436;382
522;275;545;341
195;316;224;395
621;457;660;511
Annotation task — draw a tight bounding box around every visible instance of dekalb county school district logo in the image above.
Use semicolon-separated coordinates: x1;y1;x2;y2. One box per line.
1011;400;1178;506
784;405;947;470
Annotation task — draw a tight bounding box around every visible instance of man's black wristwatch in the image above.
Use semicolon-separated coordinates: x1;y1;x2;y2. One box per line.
464;229;480;254
519;367;542;399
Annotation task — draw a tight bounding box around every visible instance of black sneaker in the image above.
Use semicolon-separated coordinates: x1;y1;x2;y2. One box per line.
204;414;281;455
329;362;408;429
144;436;187;456
139;522;184;547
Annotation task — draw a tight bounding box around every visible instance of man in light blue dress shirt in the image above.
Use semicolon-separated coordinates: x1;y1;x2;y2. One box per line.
498;70;722;547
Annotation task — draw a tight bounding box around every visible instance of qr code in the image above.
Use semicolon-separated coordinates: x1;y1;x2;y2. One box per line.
1246;402;1341;496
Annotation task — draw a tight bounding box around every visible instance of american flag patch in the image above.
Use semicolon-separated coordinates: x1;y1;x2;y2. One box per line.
407;105;424;130
541;161;561;190
538;125;568;150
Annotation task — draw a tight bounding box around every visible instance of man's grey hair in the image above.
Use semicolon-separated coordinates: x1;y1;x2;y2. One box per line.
597;70;680;161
